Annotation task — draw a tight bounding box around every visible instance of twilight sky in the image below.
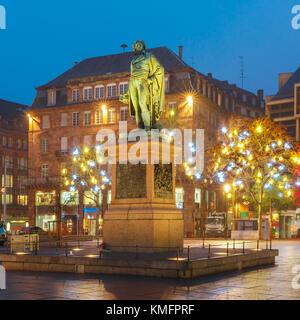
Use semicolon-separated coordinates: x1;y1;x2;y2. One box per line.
0;0;299;105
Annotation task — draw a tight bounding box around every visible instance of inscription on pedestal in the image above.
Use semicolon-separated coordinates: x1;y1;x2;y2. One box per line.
154;163;173;199
116;163;147;199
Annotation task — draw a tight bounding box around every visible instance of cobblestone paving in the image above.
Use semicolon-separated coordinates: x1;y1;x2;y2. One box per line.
0;240;299;300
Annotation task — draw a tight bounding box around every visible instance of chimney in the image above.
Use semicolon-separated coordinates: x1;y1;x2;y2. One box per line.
208;73;212;79
178;46;183;59
257;89;264;101
121;44;128;53
74;62;78;66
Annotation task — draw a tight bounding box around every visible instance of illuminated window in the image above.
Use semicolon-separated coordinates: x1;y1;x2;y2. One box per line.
108;108;116;123
2;174;13;187
61;191;79;205
107;190;111;204
36;191;56;206
95;109;103;124
175;187;184;209
2;194;13;205
84;191;97;206
195;188;201;204
18;195;28;206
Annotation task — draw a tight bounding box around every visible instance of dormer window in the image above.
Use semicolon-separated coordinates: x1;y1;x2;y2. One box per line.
165;78;169;93
48;91;56;106
72;89;79;102
83;87;93;101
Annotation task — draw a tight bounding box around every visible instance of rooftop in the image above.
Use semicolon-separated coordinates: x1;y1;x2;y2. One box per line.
37;47;193;89
271;67;300;101
0;99;28;119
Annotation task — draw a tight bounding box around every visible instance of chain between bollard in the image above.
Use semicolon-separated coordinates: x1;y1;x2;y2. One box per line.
65;241;68;257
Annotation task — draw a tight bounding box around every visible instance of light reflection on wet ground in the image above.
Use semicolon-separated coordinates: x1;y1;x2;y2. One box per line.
0;240;299;300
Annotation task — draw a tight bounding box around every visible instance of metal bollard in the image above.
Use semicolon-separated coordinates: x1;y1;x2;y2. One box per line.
208;244;211;258
233;239;235;251
65;241;68;257
266;240;268;250
177;247;179;261
257;240;259;251
35;242;38;256
270;239;272;250
187;246;190;262
243;241;245;254
0;264;6;290
203;238;205;249
227;243;229;256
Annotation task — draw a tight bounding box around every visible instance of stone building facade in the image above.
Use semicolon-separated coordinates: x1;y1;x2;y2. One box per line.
26;46;265;236
0;99;28;231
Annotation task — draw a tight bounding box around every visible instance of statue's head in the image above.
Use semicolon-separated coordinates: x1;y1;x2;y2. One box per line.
133;40;146;54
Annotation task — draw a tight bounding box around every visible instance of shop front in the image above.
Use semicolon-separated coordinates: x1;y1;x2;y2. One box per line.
35;191;57;231
83;208;103;236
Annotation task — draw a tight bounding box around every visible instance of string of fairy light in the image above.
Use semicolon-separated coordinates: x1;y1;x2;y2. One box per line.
61;146;111;194
215;123;299;199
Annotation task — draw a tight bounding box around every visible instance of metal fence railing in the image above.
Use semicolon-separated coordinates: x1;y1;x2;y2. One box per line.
0;237;274;262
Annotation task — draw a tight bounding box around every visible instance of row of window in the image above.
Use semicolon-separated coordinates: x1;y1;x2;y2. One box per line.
2;136;27;150
41;107;129;129
41;134;99;153
1;194;28;206
1;156;28;170
48;78;170;106
35;190;111;206
75;83;128;102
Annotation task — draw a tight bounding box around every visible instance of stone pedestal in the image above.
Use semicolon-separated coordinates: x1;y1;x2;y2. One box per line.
103;136;184;252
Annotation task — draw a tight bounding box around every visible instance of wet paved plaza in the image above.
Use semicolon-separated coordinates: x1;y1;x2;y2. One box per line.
0;240;299;300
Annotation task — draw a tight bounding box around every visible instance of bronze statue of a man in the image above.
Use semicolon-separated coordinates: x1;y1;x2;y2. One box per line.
120;40;165;130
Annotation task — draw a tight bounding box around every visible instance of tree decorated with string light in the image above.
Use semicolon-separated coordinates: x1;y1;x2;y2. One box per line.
61;145;111;235
206;116;300;239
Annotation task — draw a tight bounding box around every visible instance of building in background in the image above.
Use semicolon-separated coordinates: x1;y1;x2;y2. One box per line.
26;46;264;236
266;67;300;238
0;99;28;232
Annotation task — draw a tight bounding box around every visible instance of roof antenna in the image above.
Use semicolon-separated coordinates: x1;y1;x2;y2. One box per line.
239;56;246;88
121;44;128;53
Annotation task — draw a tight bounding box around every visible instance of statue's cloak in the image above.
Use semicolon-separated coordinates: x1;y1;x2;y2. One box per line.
128;52;165;121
